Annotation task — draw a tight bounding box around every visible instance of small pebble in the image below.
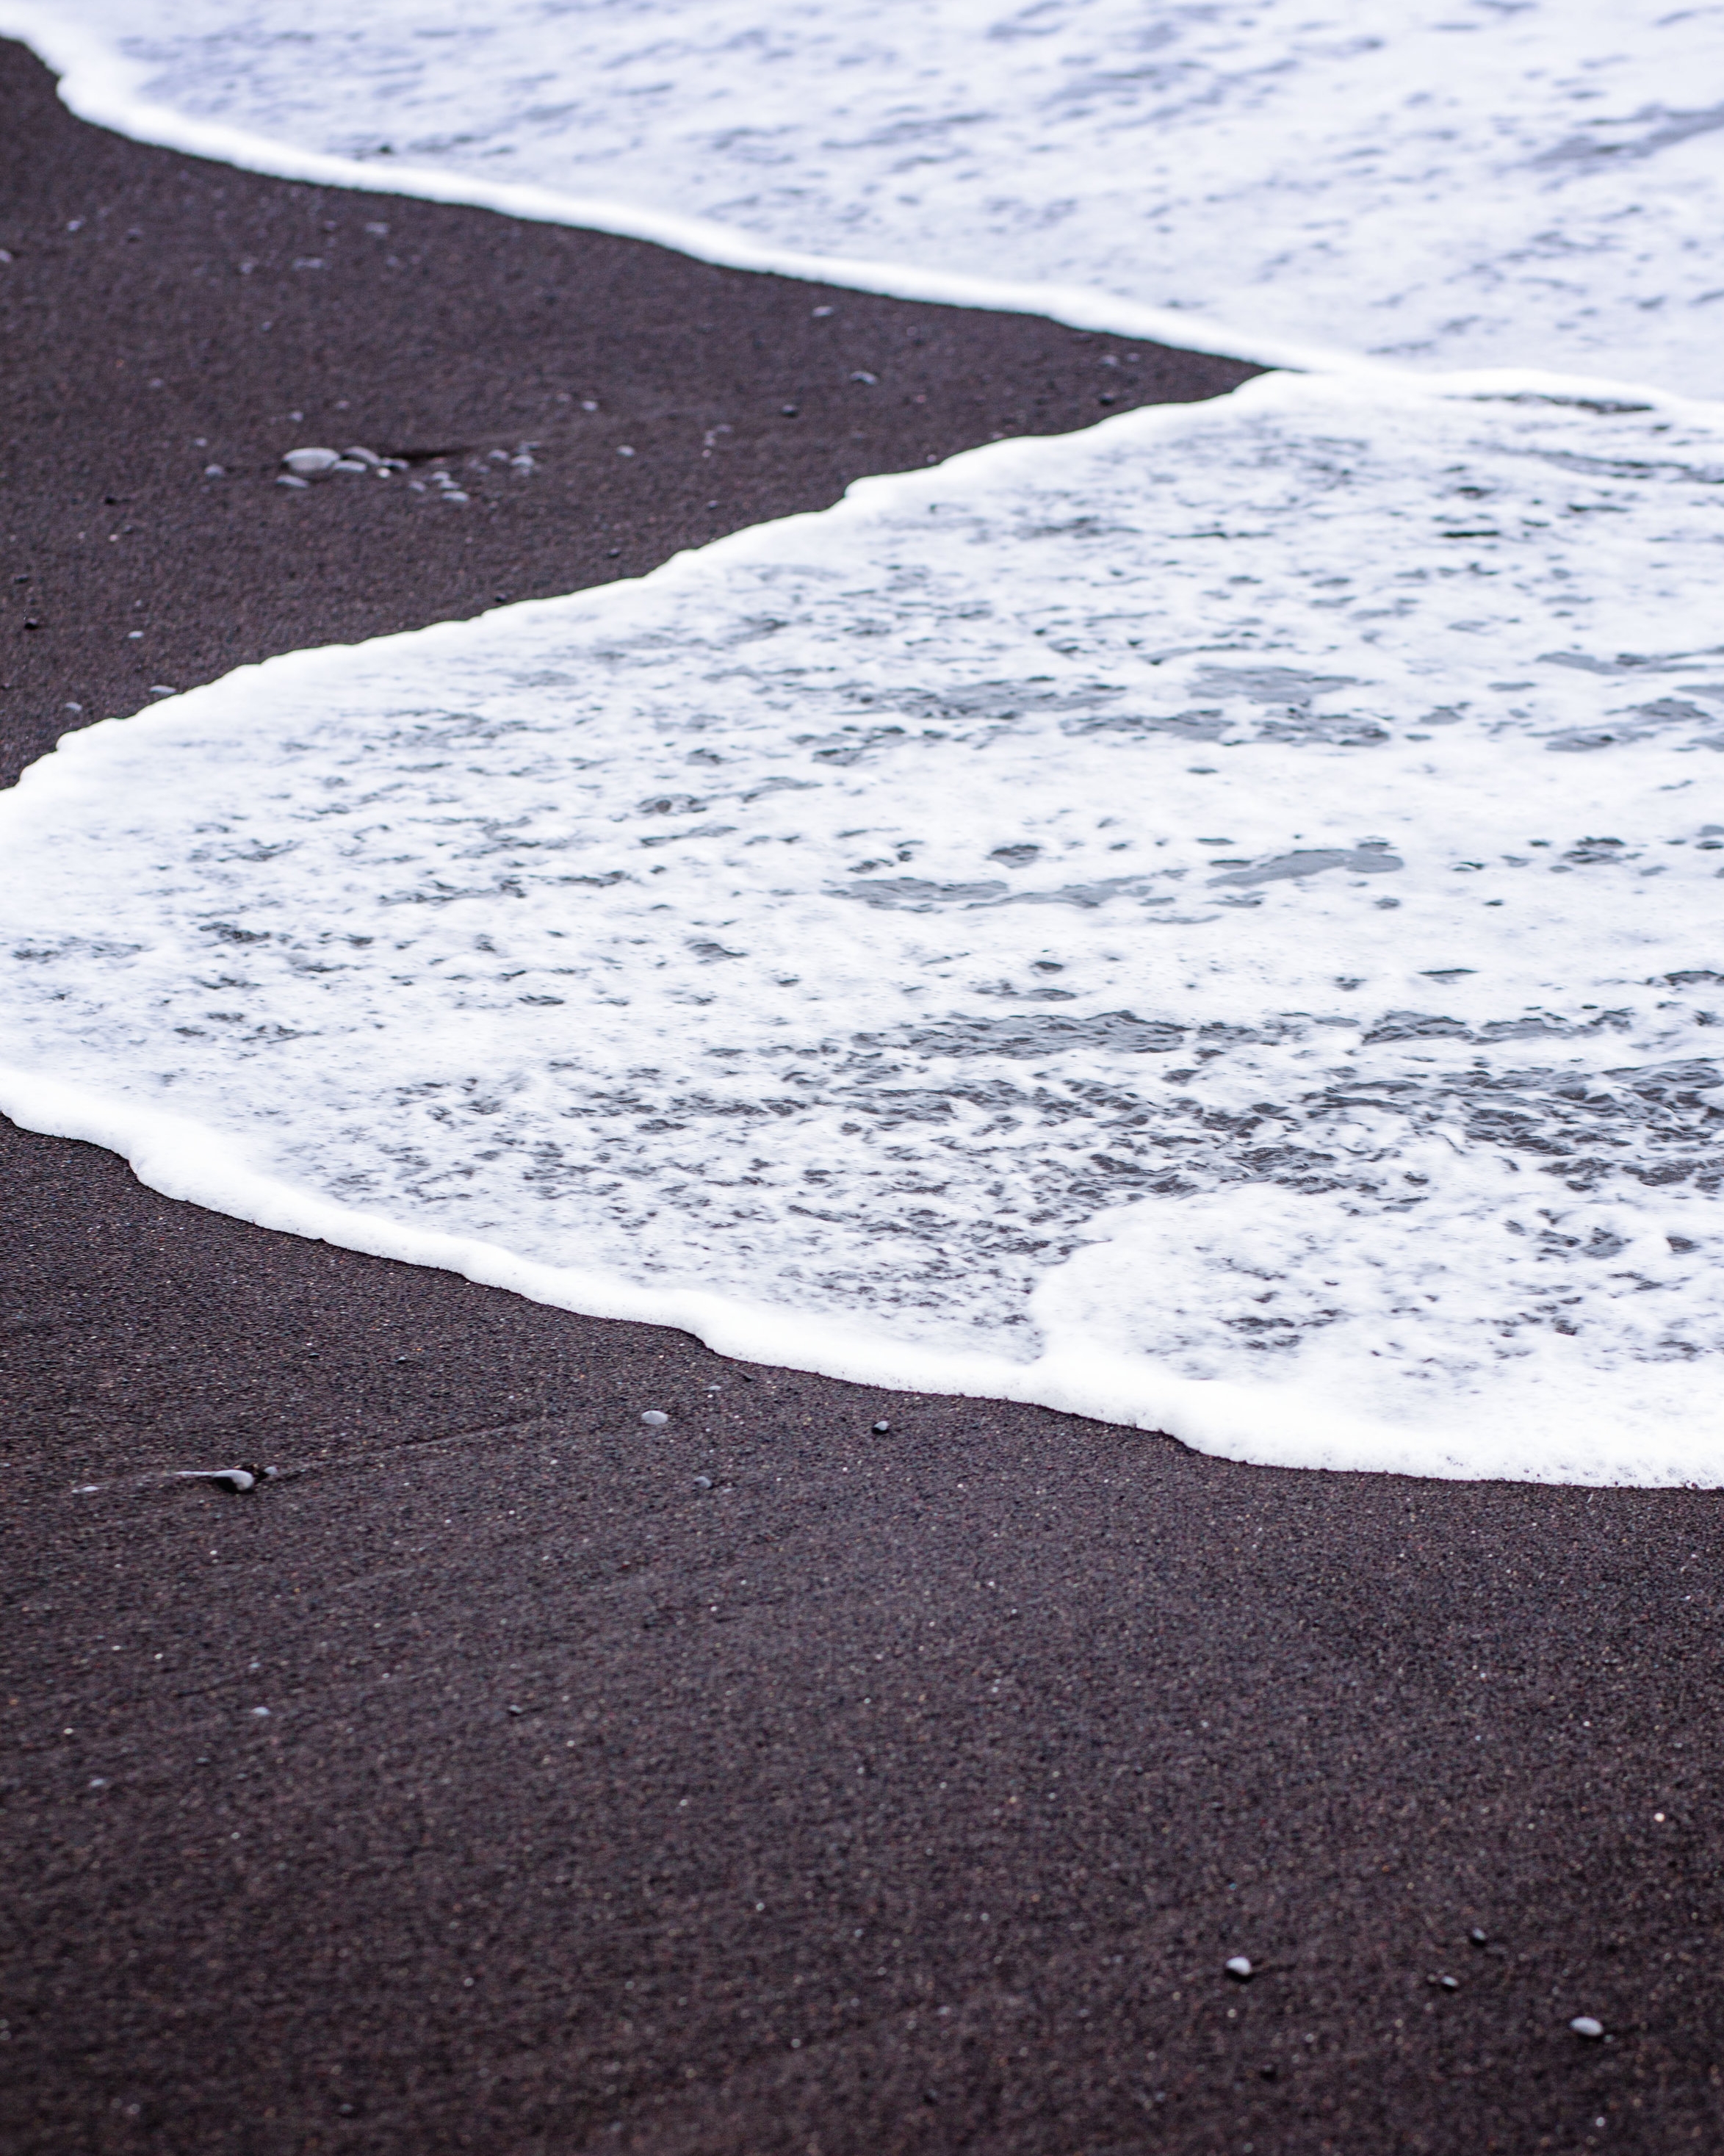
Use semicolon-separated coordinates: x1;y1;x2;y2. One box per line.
873;1418;891;1433
178;1467;255;1493
249;1706;270;1718
444;491;469;505
1570;2016;1604;2040
851;370;879;385
342;445;383;467
203;463;226;477
693;1474;713;1490
1225;1956;1253;1981
781;404;799;417
641;1409;669;1427
282;447;340;476
1468;1928;1489;1946
276;474;310;489
332;458;371;475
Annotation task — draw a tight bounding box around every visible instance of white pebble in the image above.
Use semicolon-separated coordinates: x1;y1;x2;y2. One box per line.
276;474;311;489
641;1409;669;1427
178;1466;254;1492
282;447;339;476
342;445;383;467
444;491;469;505
1570;2015;1604;2040
1225;1956;1253;1981
332;458;371;475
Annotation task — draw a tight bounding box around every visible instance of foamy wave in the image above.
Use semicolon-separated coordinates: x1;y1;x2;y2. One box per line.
5;0;1724;391
5;372;1723;1482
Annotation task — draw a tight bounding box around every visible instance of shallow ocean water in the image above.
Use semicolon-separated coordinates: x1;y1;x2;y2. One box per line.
4;372;1723;1481
9;0;1724;389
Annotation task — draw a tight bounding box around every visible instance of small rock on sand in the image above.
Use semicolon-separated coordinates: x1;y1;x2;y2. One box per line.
1225;1956;1253;1981
283;447;339;476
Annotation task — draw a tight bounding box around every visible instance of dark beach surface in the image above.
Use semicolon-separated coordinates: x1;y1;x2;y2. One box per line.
3;37;1721;2155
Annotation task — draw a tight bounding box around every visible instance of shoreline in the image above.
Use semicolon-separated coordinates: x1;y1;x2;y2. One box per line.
0;0;1396;378
4;38;1722;2155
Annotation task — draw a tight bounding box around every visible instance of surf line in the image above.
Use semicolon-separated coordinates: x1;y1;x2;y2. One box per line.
2;0;1406;382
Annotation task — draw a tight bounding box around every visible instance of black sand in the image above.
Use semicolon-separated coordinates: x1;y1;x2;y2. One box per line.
4;39;1723;2156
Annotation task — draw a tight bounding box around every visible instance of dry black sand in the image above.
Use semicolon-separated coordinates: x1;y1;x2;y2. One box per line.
4;37;1723;2156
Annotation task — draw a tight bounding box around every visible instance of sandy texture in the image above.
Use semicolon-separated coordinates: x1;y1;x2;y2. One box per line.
2;39;1721;2156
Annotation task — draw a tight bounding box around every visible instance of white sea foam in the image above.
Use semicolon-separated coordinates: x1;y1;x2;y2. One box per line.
6;0;1724;391
4;372;1723;1482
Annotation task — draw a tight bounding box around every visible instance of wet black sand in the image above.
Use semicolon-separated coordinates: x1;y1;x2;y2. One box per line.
4;37;1723;2156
